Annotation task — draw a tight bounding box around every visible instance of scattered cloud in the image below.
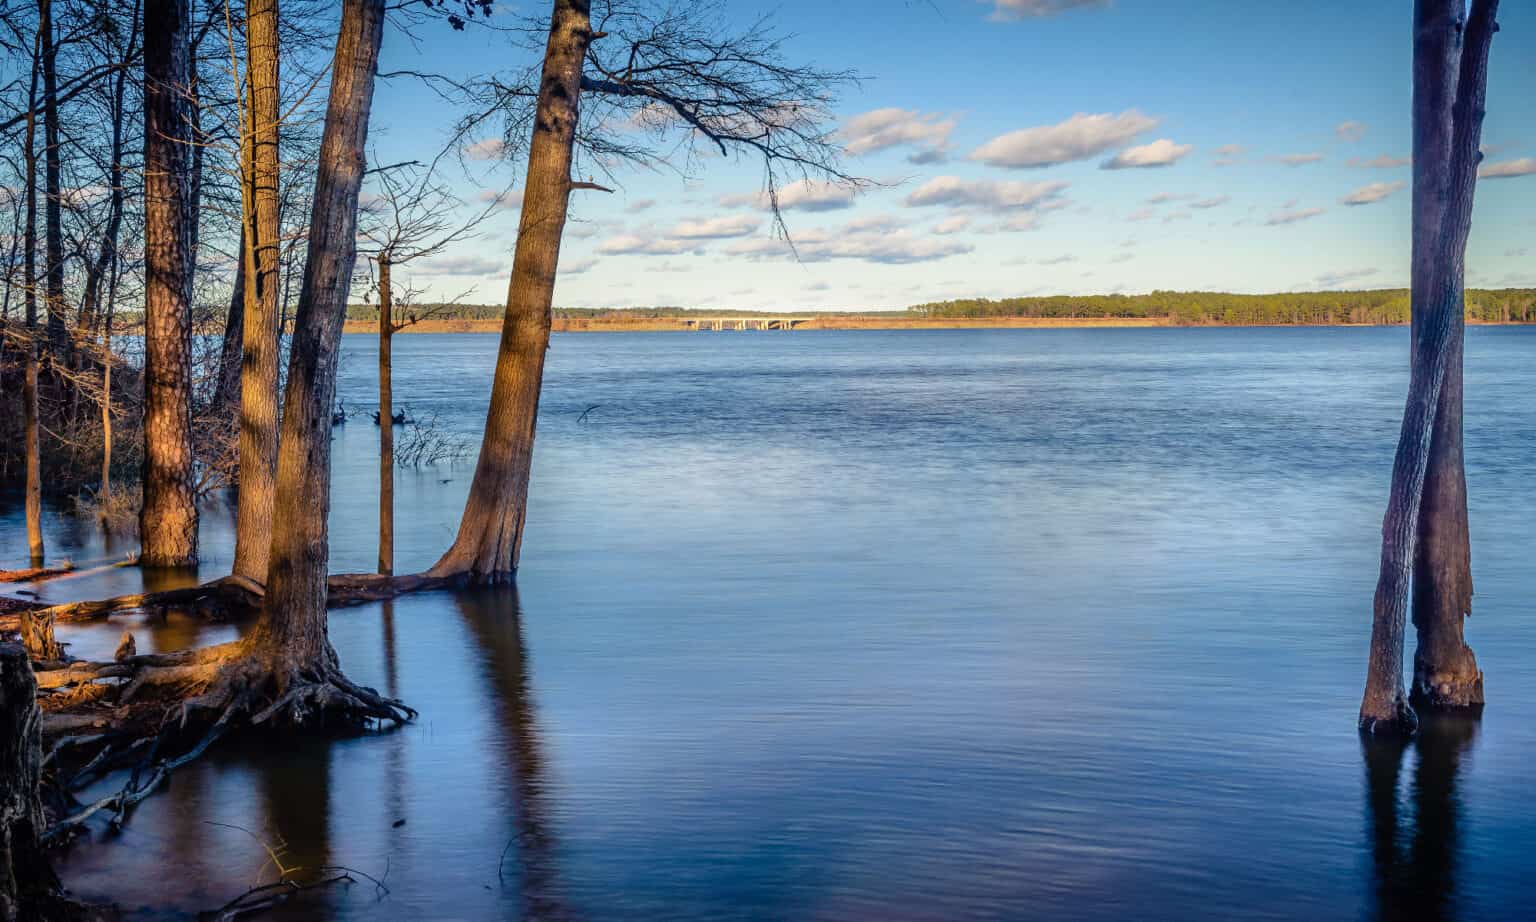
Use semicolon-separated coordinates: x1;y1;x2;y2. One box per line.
1109;251;1134;263
561;257;596;275
476;188;523;210
1213;144;1245;167
1341;181;1404;206
668;214;761;239
463;138;506;161
412;255;504;277
626;198;657;213
1162;210;1192;223
1335;121;1367;143
1479;157;1536;179
1314;267;1378;288
1102;138;1192;169
970;110;1157;169
989;0;1109;19
1036;254;1078;265
845;213;905;233
905;176;1069;211
726;221;972;264
1126;207;1155;222
1348;154;1410;168
597;234;701;256
840;108;954;160
931;215;971;235
1266;206;1326;226
1276;153;1325;166
773;178;859;211
1190;195;1230;209
1145;192;1190;204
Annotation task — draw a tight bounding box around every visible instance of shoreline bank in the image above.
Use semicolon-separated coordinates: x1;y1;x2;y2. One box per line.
340;317;1534;334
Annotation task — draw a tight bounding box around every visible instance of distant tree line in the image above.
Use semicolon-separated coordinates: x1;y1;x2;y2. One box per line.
908;289;1536;326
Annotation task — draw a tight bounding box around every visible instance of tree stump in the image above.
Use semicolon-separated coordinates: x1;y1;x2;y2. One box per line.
0;642;67;920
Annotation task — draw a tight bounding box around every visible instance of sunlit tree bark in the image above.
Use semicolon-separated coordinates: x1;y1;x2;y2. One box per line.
139;0;200;566
1360;0;1498;734
377;250;394;575
21;26;43;567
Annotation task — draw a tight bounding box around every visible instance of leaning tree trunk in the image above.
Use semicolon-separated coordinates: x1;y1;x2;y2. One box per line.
231;0;283;585
377;251;394;575
242;0;385;669
215;228;246;412
428;0;594;583
0;644;69;922
1360;0;1497;734
21;38;43;568
140;0;200;567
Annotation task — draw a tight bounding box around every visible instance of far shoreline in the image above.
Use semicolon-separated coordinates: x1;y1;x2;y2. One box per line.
340;317;1535;334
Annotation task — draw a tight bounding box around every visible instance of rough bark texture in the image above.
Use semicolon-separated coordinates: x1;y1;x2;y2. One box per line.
39;0;68;362
243;0;384;668
23;35;44;567
1361;0;1496;734
378;252;394;575
230;0;284;584
429;0;594;583
140;0;200;567
0;644;68;922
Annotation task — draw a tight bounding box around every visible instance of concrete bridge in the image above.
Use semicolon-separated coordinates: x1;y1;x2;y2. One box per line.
681;317;811;331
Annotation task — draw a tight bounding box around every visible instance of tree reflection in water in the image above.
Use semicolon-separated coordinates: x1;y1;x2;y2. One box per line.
453;586;576;921
1363;716;1479;922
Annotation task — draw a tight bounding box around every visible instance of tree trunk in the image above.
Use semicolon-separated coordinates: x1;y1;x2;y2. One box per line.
243;0;384;668
0;644;67;922
429;0;594;583
140;0;200;567
378;252;394;575
39;0;68;364
1361;0;1497;734
215;228;246;412
22;32;43;568
231;0;283;584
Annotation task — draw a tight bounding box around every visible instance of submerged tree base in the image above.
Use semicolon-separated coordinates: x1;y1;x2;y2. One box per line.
36;639;413;840
1410;667;1485;714
1358;695;1420;738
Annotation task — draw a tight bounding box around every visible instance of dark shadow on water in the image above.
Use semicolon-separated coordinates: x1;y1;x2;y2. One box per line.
1362;715;1479;922
452;586;578;921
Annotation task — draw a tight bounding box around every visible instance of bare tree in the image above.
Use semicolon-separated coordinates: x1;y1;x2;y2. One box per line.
428;0;857;583
139;0;199;566
358;162;488;575
1360;0;1498;735
20;17;44;566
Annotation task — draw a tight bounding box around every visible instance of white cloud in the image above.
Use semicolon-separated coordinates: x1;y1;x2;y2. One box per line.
1265;206;1326;226
725;220;971;265
1276;153;1325;166
931;215;971;235
476;188;523;210
1479;157;1536;179
1335;121;1367;143
561;257;596;275
1161;210;1192;223
845;213;905;233
413;255;504;277
990;0;1109;20
1190;195;1230;209
969;110;1158;169
905;176;1069;211
626;198;656;213
774;179;859;211
1126;207;1154;222
1145;192;1190;204
668;214;761;239
1314;267;1377;288
1341;181;1404;206
463;139;506;161
840;108;954;159
597;234;701;256
1102;138;1192;170
1348;154;1410;168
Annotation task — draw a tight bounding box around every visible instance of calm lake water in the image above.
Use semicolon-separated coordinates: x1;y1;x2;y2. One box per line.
5;327;1536;920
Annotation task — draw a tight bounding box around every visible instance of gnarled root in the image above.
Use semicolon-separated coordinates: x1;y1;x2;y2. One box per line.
39;643;414;842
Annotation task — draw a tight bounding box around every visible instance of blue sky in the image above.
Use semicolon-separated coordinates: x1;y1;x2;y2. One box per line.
364;0;1536;310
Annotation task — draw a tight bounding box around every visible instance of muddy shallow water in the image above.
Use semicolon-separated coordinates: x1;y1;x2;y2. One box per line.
5;328;1536;920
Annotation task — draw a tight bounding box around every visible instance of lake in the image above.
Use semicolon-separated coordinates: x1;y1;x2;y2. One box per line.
5;327;1536;920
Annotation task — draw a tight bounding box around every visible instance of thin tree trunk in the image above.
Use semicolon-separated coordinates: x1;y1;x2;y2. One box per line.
22;31;43;568
0;643;69;921
39;0;68;365
378;251;393;575
428;0;594;583
100;259;120;515
140;0;199;567
231;0;282;584
243;0;384;667
215;228;246;411
1361;0;1497;734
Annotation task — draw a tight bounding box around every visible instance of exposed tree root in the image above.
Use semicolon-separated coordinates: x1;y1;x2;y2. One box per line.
2;570;466;635
37;641;414;842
